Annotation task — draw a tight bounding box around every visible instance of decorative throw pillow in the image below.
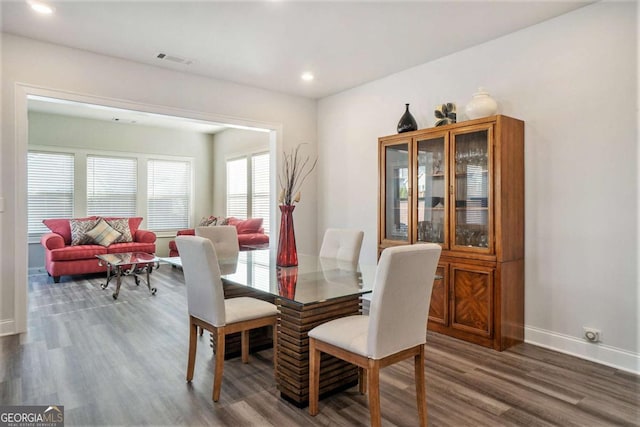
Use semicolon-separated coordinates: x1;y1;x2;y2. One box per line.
218;217;230;226
86;219;121;247
105;218;133;243
235;218;263;234
198;215;217;227
70;218;99;246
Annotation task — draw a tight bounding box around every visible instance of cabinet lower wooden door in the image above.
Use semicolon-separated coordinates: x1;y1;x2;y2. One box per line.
428;264;448;326
450;264;494;338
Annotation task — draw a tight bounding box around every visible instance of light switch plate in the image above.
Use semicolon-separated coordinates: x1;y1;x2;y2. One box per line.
0;197;4;212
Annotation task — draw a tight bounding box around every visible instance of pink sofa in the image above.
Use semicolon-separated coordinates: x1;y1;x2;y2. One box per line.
41;216;156;283
168;217;269;257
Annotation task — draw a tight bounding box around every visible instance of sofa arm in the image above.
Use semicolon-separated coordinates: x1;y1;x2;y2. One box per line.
135;229;157;244
176;229;195;236
41;233;65;250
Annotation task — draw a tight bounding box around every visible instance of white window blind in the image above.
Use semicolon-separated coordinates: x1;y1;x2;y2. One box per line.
87;155;137;217
226;157;248;219
147;159;191;230
27;151;74;235
252;153;270;234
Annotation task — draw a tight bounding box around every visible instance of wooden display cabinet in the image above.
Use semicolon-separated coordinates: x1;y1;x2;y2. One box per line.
378;115;524;351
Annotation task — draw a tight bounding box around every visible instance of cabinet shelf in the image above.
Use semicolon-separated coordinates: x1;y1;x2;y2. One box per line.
455;170;488;177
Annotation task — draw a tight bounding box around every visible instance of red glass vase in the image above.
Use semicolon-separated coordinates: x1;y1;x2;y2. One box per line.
277;205;298;267
277;266;298;299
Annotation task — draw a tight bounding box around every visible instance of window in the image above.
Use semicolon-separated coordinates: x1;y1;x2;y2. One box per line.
226;157;248;219
27;151;74;235
226;152;270;234
252;153;270;233
147;159;191;231
87;155;137;217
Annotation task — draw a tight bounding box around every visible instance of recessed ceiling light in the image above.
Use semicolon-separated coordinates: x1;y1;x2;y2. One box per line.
28;0;54;15
301;72;314;82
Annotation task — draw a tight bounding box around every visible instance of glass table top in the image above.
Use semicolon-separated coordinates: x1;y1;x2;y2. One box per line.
96;252;159;266
219;249;375;306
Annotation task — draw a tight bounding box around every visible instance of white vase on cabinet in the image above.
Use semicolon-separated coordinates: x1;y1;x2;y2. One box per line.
465;87;498;119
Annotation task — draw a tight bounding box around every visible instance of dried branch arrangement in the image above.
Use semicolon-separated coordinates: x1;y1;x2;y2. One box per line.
278;143;317;205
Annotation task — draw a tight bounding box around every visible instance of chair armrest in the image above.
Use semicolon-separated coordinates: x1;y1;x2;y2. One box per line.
41;233;65;250
176;229;195;236
134;229;157;244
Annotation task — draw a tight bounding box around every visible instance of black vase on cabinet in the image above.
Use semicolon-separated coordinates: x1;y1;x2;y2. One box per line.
397;103;418;133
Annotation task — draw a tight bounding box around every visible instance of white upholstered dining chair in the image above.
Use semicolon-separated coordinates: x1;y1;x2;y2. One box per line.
194;226;241;336
308;243;441;427
319;228;364;263
195;225;240;261
176;235;278;402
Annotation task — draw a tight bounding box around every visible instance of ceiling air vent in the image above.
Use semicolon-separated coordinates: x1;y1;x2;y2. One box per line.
156;53;193;65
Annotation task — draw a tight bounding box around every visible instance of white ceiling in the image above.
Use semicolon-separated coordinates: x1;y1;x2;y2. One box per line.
2;0;592;100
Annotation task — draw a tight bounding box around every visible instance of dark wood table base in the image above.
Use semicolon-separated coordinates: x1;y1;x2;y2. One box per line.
277;295;362;407
217;280;363;406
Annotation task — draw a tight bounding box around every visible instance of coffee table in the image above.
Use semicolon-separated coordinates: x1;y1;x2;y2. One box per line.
96;252;160;299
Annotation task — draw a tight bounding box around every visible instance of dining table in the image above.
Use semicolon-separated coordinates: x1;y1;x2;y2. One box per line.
217;248;376;407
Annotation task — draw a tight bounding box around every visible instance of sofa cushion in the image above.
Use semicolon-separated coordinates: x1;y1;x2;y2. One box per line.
238;233;270;247
86;219;122;247
50;244;107;262
235;218;264;234
70;218;100;246
107;242;156;254
104;218;133;243
43;216;98;245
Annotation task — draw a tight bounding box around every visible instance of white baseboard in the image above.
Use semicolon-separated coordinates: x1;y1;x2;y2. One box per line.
525;325;639;375
0;319;16;336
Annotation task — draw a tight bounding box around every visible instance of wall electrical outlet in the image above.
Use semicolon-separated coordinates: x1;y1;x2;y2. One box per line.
583;327;601;343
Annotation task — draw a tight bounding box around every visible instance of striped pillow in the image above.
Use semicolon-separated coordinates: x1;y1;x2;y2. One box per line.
105;218;133;243
70;218;99;246
86;219;122;247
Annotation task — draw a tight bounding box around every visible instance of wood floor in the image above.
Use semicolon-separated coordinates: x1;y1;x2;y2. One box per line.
1;266;638;426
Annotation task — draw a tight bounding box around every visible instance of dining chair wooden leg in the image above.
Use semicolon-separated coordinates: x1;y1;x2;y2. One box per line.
367;359;382;427
414;345;427;427
272;323;278;376
186;319;198;382
212;327;226;402
241;330;249;364
308;338;321;416
358;367;367;394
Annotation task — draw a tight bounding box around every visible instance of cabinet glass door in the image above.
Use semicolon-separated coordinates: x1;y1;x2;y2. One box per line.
382;141;411;243
416;135;447;247
452;127;492;252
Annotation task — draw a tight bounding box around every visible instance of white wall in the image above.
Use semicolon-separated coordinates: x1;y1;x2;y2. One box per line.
317;2;638;372
1;34;317;334
212;128;270;221
27;111;215;263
